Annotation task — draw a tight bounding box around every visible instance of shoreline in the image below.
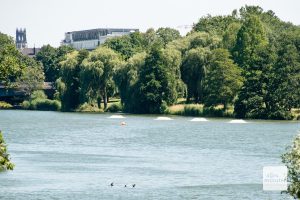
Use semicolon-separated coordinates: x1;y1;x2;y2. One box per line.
1;108;299;121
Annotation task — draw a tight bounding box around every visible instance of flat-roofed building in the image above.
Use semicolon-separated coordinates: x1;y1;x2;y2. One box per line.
61;28;139;50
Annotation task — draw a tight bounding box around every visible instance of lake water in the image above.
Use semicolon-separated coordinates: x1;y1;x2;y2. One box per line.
0;110;299;199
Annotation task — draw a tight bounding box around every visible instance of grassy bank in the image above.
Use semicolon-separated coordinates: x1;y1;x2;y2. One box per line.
75;99;122;113
166;104;300;120
165;104;234;118
0;101;13;109
2;97;299;120
292;108;300;120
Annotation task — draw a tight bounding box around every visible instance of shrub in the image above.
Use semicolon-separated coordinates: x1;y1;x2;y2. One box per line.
106;103;123;112
267;110;293;120
77;103;103;112
0;101;13;109
0;131;14;171
159;101;168;114
33;99;61;111
21;90;61;111
183;104;203;116
21;101;30;109
203;107;224;117
30;90;47;100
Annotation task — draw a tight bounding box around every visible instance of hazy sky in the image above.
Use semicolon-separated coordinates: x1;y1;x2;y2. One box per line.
1;0;299;47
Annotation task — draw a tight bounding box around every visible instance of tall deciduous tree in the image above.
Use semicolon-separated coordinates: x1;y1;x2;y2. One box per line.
130;45;180;113
0;33;25;83
267;31;300;119
156;27;181;46
36;45;74;82
233;15;269;118
204;49;243;110
114;52;146;111
58;49;88;111
81;47;121;109
181;47;210;103
233;15;268;69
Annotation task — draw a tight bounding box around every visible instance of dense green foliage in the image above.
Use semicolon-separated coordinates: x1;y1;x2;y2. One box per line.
282;134;300;198
106;102;123;113
0;32;45;97
204;49;243;109
129;46;181;113
22;90;61;111
80;47;121;109
36;45;74;82
0;33;25;83
56;49;88;111
0;32;45;101
1;6;299;119
0;131;14;171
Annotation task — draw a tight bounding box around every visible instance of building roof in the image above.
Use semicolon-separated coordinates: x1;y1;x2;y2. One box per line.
20;47;41;57
66;28;139;34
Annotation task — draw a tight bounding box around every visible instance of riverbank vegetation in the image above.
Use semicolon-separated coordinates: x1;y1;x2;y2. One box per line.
0;6;299;120
0;131;14;171
22;90;61;111
282;134;300;198
0;101;13;109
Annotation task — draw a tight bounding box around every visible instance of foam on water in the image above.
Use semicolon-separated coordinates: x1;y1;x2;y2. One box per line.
154;116;173;121
228;119;247;123
190;118;208;122
108;115;125;119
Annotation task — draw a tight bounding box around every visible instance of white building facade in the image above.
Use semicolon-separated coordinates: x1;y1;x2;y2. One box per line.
61;28;139;50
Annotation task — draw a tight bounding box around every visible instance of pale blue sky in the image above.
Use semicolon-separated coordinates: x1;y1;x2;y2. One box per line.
1;0;299;47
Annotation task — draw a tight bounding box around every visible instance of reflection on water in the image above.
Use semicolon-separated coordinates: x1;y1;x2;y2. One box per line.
0;110;298;199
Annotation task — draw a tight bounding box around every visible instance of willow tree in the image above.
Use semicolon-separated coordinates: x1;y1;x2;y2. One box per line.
58;49;88;111
80;47;121;109
181;47;211;103
114;52;146;111
129;45;181;114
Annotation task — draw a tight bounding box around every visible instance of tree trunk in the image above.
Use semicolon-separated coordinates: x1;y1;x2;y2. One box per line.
223;102;227;111
97;96;102;109
103;87;107;110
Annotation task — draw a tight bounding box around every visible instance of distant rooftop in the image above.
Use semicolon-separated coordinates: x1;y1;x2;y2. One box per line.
62;27;139;50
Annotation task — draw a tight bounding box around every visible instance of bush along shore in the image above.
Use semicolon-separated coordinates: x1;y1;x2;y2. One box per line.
1;6;299;120
0;131;14;171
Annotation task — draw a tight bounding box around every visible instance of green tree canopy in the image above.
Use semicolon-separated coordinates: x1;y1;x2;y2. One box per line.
233;15;268;69
0;32;25;83
81;47;121;109
204;49;243;109
58;49;88;111
36;45;74;82
181;47;211;103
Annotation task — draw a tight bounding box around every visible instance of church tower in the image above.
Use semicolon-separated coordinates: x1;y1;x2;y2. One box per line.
16;28;27;49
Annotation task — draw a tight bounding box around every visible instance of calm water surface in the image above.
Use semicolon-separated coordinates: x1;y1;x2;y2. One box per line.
0;110;299;199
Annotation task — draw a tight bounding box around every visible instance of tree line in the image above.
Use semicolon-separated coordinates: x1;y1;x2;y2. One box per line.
1;6;299;119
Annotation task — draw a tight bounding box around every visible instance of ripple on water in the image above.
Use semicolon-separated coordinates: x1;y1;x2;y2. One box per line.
190;118;208;122
108;115;125;119
154;117;173;121
228;119;247;123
